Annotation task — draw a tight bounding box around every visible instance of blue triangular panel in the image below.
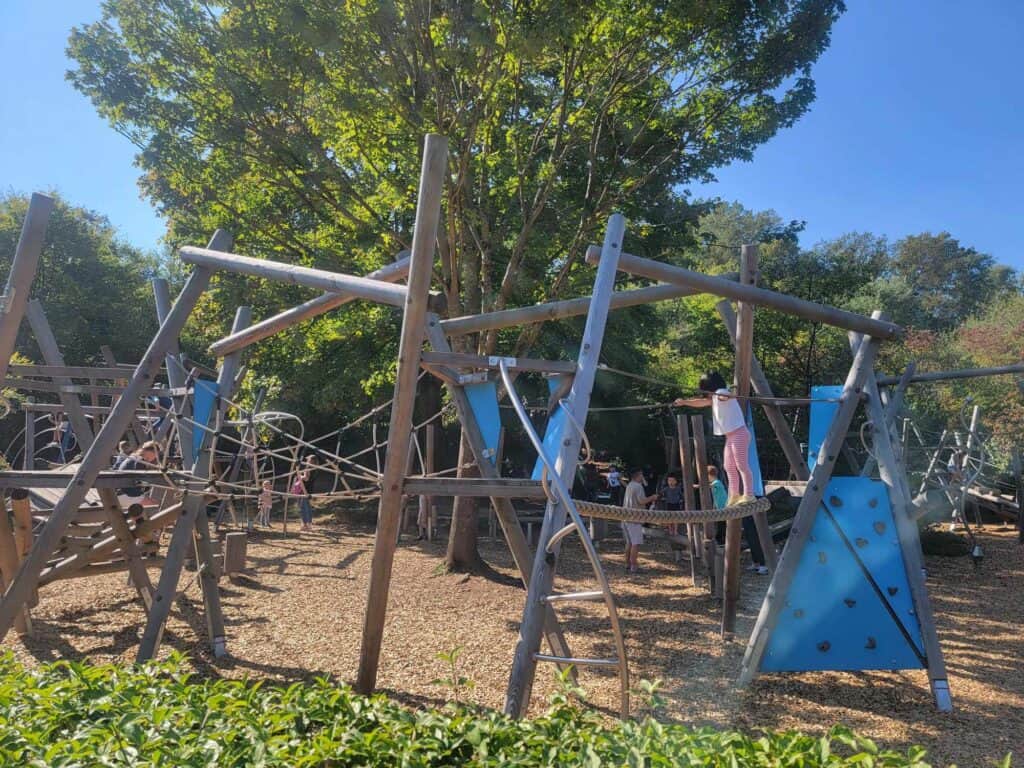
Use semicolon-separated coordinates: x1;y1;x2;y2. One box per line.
807;385;842;471
745;405;764;496
465;381;501;467
192;379;219;458
532;378;569;481
762;477;925;672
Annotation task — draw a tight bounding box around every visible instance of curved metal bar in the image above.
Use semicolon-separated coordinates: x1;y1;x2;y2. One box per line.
499;360;630;718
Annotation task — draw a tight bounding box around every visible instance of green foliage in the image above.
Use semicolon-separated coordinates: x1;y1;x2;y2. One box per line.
431;645;475;705
66;0;846;434
0;652;962;767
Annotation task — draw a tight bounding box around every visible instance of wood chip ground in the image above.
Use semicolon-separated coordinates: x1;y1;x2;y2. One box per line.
4;502;1021;766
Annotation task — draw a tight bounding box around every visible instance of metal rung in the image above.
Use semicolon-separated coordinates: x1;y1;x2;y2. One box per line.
534;653;620;668
543;590;605;604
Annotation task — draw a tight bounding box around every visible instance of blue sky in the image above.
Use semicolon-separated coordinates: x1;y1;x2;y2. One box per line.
1;1;1022;268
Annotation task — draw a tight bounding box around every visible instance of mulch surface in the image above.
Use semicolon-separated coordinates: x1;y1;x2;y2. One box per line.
4;502;1021;766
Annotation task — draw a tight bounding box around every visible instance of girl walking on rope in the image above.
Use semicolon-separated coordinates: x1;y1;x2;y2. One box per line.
674;371;755;504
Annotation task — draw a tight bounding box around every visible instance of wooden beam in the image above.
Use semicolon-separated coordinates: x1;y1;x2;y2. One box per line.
739;332;880;686
356;134;447;695
0;496;30;635
208;253;411;357
0;471;167;489
419;351;576;374
875;362;1024;386
677;415;700;586
7;364;160;380
0;193;53;383
691;415;718;597
179;247;409;308
439;277;737;337
585;246;903;340
402;477;547;499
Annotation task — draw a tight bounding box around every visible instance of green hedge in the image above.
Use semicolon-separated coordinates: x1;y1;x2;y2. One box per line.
0;653;966;767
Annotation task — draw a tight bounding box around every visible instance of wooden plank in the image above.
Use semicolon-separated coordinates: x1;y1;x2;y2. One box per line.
0;193;53;383
419;351;577;374
875;362;1024;386
0;377;169;398
223;532;247;575
739;332;880;686
585;246;903;339
100;346;148;446
402;477;547;498
7;364;161;380
356;134;447;695
209;252;411;357
22;408;34;471
504;214;625;718
0;471;166;489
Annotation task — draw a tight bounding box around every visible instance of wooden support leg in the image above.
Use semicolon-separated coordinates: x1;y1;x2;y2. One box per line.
356;135;447;695
97;489;154;610
676;416;701;587
504;214;624;717
0;496;31;635
424;317;577;676
691;416;718;595
739;332;880;686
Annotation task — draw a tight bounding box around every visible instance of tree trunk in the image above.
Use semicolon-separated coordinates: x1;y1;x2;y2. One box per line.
445;434;483;572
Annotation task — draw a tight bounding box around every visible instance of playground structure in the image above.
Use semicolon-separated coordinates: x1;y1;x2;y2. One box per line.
2;135;1021;719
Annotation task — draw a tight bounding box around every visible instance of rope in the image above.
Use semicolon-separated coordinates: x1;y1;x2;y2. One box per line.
574;495;770;524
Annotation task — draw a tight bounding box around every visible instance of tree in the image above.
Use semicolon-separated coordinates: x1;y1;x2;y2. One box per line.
68;0;846;570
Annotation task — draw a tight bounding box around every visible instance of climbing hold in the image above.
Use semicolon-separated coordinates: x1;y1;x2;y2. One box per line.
817;641;831;653
855;537;868;548
873;521;886;535
868;497;879;509
843;598;856;608
887;586;899;596
793;608;805;619
865;636;877;650
829;495;843;507
817;551;828;564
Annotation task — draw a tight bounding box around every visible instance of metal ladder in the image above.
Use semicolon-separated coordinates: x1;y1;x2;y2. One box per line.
499;361;630;717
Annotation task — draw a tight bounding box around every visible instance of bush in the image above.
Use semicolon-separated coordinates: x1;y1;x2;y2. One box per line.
0;653;963;767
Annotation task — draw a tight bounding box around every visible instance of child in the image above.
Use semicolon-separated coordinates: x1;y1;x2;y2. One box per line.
622;468;659;573
292;471;314;532
675;371;755;504
661;473;683;535
607;465;623;505
257;480;273;527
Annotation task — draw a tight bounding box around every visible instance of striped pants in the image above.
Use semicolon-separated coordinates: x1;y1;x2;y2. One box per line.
723;425;754;499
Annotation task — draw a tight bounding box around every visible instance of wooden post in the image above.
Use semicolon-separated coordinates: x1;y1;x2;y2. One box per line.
851;324;952;711
100;345;147;446
0;497;30;635
425;423;436;539
0;193;53;383
1013;449;1023;544
355;134;447;695
918;429;948;496
677;416;700;586
861;362;915;477
715;301;808;481
721;246;756;637
739;332;881;686
424;318;577;675
504;213;625;717
691;415;717;596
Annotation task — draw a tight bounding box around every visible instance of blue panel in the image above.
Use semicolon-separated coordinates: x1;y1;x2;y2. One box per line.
465;381;501;467
807;385;843;471
745;406;764;497
532;377;569;481
762;477;924;672
192;379;219;458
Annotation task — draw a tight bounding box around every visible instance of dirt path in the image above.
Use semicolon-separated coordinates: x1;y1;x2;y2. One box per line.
4;506;1021;765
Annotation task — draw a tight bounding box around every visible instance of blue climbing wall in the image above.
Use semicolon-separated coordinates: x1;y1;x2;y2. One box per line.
762;475;924;672
807;385;842;471
192;379;219;458
465;381;502;467
532;377;570;481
